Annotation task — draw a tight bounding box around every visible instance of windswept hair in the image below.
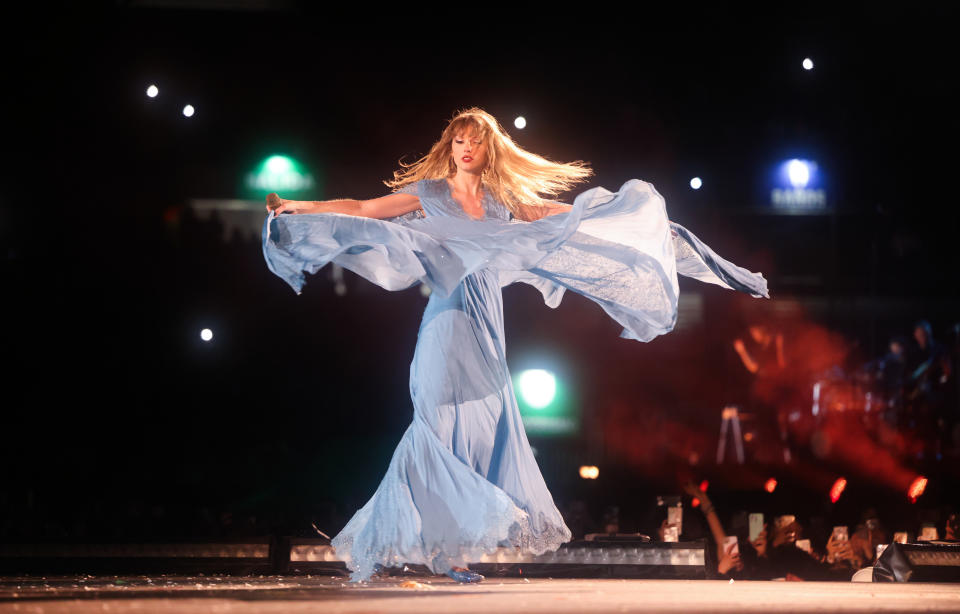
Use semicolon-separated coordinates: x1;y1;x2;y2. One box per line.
384;107;594;221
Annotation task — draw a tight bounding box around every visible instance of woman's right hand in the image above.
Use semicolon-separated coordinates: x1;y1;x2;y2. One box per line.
266;193;312;216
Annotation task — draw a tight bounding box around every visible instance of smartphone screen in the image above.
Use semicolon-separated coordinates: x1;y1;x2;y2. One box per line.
663;525;679;542
723;535;739;556
776;515;796;529
749;513;764;541
832;526;848;542
668;505;683;537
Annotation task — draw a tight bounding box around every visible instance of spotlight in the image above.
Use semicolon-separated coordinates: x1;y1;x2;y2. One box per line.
764;478;777;493
266;155;293;174
802;58;814;71
518;369;557;409
908;476;928;503
514;116;526;129
183;104;195;118
690;177;702;190
200;328;213;342
786;159;810;188
146;84;159;98
578;465;599;479
829;477;847;503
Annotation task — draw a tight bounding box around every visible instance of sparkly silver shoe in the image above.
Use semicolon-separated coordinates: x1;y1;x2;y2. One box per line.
432;554;484;583
445;567;484;583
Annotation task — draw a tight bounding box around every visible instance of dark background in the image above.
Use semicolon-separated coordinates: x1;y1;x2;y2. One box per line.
2;1;957;543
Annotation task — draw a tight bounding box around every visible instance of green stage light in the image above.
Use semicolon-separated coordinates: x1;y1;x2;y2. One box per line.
514;368;577;436
519;369;556;408
245;154;315;196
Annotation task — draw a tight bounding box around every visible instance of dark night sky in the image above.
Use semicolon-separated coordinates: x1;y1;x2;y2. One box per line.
2;2;958;538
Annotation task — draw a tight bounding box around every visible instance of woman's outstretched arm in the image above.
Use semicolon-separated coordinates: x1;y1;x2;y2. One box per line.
515;200;573;221
267;192;423;220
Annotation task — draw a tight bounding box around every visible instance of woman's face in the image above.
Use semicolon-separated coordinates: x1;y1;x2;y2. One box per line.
450;130;488;174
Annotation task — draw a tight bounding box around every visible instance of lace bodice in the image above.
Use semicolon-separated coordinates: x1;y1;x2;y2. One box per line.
387;178;512;223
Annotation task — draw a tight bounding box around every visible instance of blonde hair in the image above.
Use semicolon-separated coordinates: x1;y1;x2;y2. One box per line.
384;106;594;221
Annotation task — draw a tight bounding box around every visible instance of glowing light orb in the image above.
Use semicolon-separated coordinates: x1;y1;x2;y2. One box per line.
266;155;293;174
579;465;599;479
182;104;195;117
764;478;777;493
787;159;810;188
690;177;702;190
514;116;527;129
200;328;213;342
829;477;847;503
518;369;557;408
146;84;159;98
802;57;814;70
247;154;315;194
908;476;928;503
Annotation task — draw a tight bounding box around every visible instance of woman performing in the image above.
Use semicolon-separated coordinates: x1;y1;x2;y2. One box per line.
262;107;770;584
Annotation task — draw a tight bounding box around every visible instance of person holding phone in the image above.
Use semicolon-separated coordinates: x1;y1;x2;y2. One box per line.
682;482;743;577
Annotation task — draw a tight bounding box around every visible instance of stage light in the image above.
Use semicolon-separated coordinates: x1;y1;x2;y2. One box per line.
829;477;847;503
690;177;702;190
200;328;213;342
802;58;814;70
246;154;315;195
692;498;700;507
786;159;810;188
699;480;709;492
183;104;195;117
266;155;293;174
908;476;928;503
146;84;158;98
518;369;557;409
764;478;777;493
514;116;527;129
578;465;599;479
770;158;826;212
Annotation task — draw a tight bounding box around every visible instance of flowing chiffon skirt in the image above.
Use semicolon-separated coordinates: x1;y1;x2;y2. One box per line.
262;178;769;581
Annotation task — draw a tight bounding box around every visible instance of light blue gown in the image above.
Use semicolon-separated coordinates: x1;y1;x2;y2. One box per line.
262;177;769;582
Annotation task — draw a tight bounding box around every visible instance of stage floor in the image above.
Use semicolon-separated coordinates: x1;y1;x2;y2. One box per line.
2;574;960;613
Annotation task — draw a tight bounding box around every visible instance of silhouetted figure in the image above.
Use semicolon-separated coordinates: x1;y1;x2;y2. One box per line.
906;320;952;460
733;323;793;462
872;336;908;428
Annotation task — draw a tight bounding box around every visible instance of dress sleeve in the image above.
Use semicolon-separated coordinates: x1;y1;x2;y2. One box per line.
395;180;420;195
383;180;425;224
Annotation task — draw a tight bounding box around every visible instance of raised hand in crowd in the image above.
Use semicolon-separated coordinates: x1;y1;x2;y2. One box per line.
718;539;744;575
750;523;768;558
771;519;800;548
824;532;863;568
